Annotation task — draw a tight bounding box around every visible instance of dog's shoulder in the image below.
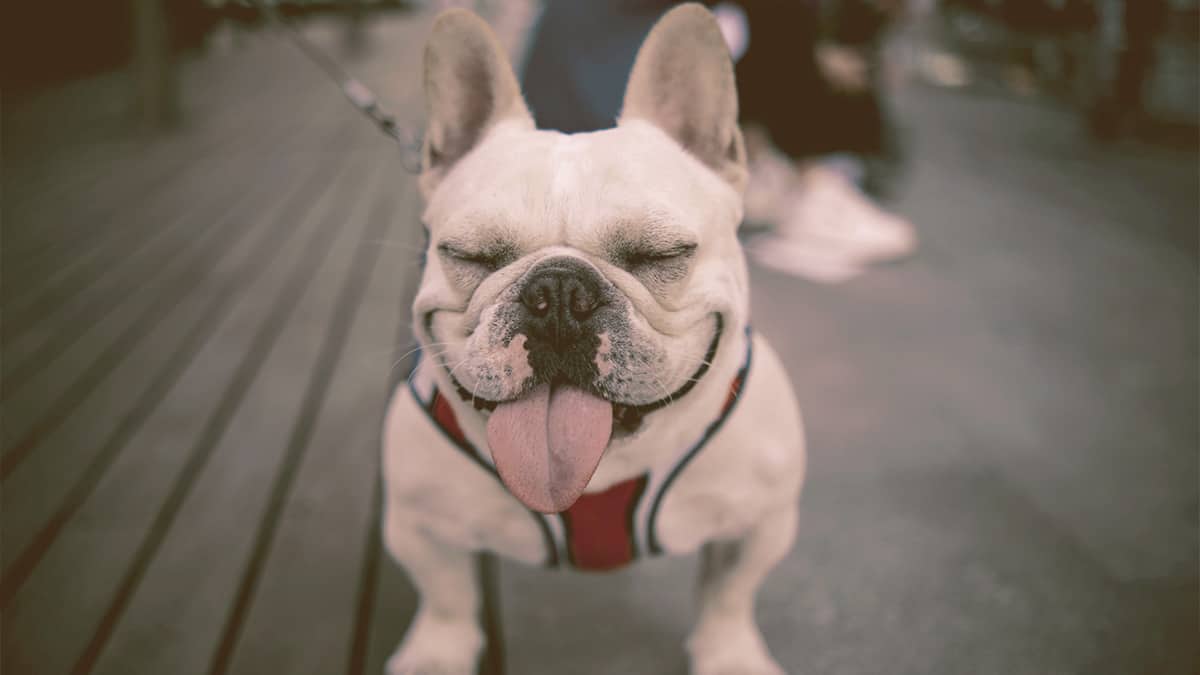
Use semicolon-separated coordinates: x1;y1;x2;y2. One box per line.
649;332;806;552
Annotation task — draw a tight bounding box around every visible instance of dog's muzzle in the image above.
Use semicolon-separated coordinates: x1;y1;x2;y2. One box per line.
515;256;613;387
520;259;605;346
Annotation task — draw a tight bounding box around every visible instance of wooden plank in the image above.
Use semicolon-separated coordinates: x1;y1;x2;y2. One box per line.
2;144;119;226
2;158;201;300
3;119;244;275
0;99;302;322
2;12;440;675
209;167;408;675
346;481;389;675
360;538;421;675
0;37;298;216
73;153;382;675
0;33;324;277
0;0;385;584
0;78;343;429
0;145;362;675
220;165;421;675
0;169;279;475
0;93;340;425
0;81;309;302
0;22;338;333
0;144;336;592
0;109;351;571
1;170;248;393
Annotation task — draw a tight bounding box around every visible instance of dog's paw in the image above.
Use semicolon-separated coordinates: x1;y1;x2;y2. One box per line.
689;651;786;675
385;617;482;675
385;646;477;675
385;659;473;675
687;622;786;675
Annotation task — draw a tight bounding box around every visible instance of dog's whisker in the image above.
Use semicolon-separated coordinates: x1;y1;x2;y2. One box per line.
418;347;458;370
396;346;458;385
382;341;457;366
405;361;426;388
446;355;473;383
471;375;483;408
674;351;716;367
473;351;504;407
391;346;450;373
649;371;674;406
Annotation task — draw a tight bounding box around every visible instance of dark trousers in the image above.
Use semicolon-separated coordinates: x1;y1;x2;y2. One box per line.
521;0;893;163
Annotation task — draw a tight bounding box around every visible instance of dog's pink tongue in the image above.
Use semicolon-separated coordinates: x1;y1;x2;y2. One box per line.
486;383;613;514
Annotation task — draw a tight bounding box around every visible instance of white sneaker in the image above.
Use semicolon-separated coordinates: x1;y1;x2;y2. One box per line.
784;166;916;264
745;235;867;283
746;166;917;283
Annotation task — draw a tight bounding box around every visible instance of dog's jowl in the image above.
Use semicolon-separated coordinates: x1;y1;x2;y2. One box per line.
382;5;806;674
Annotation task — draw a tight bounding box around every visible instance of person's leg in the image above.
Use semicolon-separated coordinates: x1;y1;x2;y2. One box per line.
521;0;672;133
733;0;828;161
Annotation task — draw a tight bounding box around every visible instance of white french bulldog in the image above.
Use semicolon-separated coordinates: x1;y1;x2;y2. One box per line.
382;5;806;674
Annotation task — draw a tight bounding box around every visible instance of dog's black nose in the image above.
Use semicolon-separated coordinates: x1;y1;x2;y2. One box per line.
519;259;604;349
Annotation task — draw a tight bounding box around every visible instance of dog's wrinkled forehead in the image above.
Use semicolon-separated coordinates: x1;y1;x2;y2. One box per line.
418;4;747;249
422;122;742;252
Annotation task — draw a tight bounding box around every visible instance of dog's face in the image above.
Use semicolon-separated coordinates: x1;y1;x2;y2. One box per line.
414;5;748;513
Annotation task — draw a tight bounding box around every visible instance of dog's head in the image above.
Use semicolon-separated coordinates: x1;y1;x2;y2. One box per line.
414;4;748;513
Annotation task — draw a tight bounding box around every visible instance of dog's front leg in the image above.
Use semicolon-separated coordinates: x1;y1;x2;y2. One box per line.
687;506;798;675
384;515;484;675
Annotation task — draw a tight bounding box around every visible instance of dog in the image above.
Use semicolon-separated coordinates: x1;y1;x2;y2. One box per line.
382;5;806;673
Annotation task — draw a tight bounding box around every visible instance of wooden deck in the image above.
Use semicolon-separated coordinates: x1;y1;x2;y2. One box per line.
4;7;1197;675
2;12;440;675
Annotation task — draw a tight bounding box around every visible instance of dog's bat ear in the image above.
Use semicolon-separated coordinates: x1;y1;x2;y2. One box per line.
420;9;533;198
619;3;747;193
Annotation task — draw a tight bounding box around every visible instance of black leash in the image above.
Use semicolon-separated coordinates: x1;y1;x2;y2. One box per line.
249;0;423;172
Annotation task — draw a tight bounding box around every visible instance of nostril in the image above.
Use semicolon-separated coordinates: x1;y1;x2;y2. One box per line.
520;264;606;326
521;283;553;317
568;288;600;320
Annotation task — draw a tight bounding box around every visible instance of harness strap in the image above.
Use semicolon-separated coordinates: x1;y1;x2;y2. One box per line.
561;475;648;571
644;362;749;555
411;330;753;571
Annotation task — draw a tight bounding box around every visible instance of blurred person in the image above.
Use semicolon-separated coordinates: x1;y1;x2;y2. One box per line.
997;0;1054;93
520;0;674;133
1047;0;1100;103
737;1;899;183
730;0;915;282
1087;0;1170;139
522;0;904;185
521;0;916;283
994;0;1098;97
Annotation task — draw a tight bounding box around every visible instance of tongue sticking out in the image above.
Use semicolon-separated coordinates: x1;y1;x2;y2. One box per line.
486;383;613;513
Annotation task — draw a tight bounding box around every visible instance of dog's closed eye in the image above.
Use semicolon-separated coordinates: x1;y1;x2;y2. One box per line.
619;243;696;267
437;241;517;273
616;242;696;269
614;242;697;288
436;240;520;291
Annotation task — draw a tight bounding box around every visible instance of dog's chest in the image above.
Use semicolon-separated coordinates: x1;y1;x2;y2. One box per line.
399;346;753;571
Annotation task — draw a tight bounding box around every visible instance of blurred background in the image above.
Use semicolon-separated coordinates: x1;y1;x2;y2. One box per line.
1;1;1196;674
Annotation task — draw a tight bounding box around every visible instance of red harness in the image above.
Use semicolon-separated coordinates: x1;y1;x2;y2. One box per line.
414;338;751;572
